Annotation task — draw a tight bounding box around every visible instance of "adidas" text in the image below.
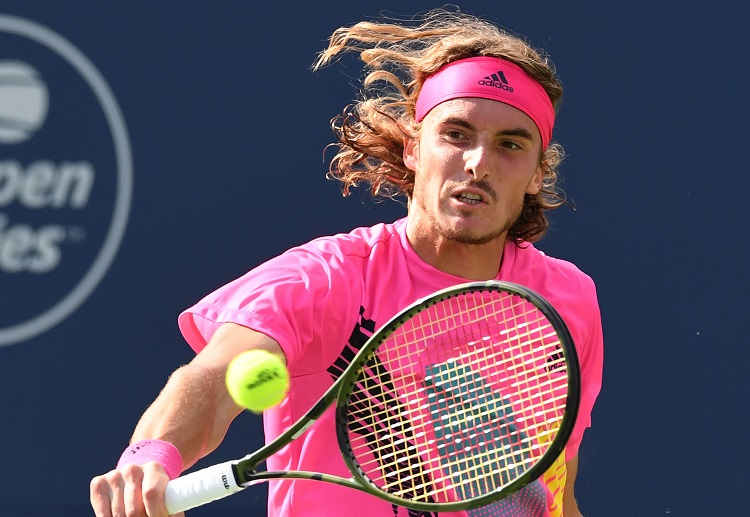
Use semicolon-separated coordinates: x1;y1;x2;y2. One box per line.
477;79;513;92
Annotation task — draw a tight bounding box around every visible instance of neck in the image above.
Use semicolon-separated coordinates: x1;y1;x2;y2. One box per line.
406;218;508;281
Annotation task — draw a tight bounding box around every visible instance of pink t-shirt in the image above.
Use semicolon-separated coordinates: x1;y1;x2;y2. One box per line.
178;218;603;517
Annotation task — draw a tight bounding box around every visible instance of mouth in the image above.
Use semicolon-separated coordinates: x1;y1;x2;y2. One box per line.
454;191;486;205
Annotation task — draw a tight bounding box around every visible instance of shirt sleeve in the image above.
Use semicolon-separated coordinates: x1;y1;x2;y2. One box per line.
564;287;604;461
177;244;363;372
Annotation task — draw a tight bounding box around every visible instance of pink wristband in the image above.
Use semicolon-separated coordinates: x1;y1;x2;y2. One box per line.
116;439;184;480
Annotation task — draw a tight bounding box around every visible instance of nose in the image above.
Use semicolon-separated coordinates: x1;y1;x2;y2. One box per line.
463;145;490;179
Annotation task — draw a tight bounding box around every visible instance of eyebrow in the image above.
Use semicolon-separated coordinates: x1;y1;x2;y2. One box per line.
442;117;535;140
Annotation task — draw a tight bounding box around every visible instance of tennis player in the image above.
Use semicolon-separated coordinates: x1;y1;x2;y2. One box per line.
90;8;603;517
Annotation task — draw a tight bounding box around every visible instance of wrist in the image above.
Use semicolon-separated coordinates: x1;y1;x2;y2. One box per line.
116;439;183;480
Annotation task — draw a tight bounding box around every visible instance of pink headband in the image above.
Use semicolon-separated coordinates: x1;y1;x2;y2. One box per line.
415;56;555;149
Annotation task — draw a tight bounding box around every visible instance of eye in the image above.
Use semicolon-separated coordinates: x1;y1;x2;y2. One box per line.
444;128;467;140
500;140;522;150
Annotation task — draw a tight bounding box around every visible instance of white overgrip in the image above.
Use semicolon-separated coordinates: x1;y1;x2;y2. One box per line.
164;460;244;514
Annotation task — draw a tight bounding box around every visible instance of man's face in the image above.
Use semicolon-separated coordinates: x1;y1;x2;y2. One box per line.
404;97;544;247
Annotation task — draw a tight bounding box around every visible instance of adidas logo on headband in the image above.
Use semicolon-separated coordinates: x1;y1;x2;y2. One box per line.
477;70;514;92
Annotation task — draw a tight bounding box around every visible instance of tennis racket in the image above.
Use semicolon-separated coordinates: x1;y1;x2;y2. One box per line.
165;280;580;514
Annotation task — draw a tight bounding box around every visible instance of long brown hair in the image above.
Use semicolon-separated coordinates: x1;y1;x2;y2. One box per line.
314;8;567;243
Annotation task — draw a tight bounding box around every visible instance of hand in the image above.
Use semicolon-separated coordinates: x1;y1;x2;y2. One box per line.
90;461;184;517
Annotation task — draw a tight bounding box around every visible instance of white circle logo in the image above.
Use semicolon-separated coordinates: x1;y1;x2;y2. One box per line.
0;60;49;144
0;15;132;347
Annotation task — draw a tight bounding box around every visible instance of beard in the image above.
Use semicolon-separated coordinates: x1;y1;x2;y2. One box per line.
439;209;519;245
443;222;510;245
433;193;525;245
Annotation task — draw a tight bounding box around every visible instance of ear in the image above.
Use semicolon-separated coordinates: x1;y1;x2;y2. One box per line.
526;161;545;195
403;136;418;172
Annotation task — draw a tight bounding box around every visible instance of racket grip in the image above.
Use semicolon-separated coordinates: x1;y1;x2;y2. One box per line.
164;460;244;514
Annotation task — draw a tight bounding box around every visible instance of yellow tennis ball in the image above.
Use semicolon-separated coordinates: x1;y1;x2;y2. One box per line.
225;349;289;413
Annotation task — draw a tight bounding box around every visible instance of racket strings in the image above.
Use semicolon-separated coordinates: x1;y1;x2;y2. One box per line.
344;290;570;504
348;340;567;450
347;358;440;499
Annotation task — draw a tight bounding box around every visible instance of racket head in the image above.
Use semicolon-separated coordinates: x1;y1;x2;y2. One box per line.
335;281;580;511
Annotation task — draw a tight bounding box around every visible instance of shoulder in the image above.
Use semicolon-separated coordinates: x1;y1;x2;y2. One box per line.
508;243;600;335
511;243;596;297
269;220;403;284
295;221;401;261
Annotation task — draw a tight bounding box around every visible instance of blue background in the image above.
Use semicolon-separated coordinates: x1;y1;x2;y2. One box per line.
1;1;748;515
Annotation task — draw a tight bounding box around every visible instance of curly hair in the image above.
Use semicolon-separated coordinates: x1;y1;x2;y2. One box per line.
313;8;567;243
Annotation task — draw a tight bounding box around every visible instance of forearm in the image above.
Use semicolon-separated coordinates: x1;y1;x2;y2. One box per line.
130;362;243;470
562;455;583;517
564;502;583;517
92;325;280;516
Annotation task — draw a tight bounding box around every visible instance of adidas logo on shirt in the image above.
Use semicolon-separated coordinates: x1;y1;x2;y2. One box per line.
477;70;514;92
